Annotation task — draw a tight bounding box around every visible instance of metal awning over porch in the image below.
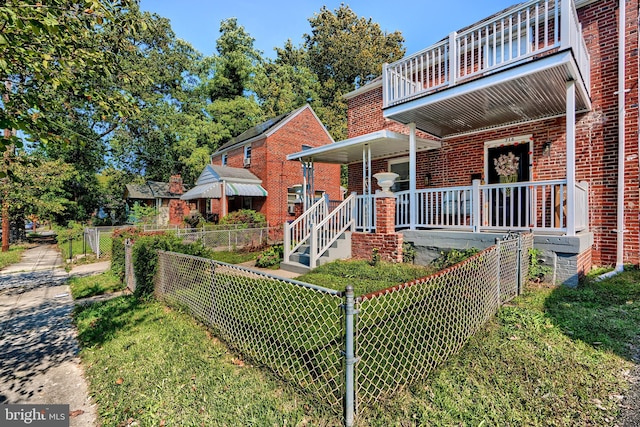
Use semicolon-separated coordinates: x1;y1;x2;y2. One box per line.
181;182;268;200
226;183;267;197
286;129;441;164
180;164;267;200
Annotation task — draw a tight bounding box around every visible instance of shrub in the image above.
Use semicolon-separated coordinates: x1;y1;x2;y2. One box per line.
431;247;480;270
55;221;84;244
132;234;212;298
402;242;416;263
219;209;266;227
110;227;162;282
528;247;552;282
255;244;284;268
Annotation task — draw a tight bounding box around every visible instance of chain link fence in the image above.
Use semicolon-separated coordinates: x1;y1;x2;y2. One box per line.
84;227;114;259
137;232;533;425
353;233;532;411
177;226;276;251
153;251;345;410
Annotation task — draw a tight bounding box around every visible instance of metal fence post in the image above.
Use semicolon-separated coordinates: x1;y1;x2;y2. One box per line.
344;285;356;427
495;238;501;300
517;235;523;295
96;228;101;259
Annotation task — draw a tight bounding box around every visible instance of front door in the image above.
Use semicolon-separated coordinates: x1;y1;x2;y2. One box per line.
486;137;531;228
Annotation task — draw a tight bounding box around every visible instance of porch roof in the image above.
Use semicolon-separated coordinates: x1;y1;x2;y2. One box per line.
286;130;441;164
384;50;591;138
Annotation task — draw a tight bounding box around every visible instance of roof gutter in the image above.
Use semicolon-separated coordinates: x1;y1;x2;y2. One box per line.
599;0;627;280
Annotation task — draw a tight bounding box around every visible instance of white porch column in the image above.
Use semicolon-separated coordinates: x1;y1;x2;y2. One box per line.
566;80;576;236
409;123;417;230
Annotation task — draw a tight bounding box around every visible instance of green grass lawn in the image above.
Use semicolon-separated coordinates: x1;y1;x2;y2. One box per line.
69;270;124;299
75;265;638;426
74;297;337;427
209;249;261;264
0;244;27;269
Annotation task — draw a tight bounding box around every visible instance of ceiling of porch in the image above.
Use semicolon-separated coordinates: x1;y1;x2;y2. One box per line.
384;50;591;139
286;130;441;164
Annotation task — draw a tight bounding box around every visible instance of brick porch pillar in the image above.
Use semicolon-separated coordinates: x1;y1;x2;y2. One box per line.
351;194;403;263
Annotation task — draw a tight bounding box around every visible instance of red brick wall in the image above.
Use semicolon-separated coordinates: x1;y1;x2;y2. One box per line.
169;175;183;195
345;0;639;268
265;107;341;227
577;247;593;280
168;199;190;226
351;195;403;262
210;106;341;227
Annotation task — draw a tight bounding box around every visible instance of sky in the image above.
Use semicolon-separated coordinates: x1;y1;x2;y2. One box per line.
139;0;519;59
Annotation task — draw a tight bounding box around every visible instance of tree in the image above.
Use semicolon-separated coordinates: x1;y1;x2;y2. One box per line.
0;0;148;151
253;40;322;118
256;5;405;141
0;152;77;229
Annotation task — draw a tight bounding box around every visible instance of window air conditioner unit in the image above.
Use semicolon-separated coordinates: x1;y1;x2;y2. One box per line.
243;158;251;167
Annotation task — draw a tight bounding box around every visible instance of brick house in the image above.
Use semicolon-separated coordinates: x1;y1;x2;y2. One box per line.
284;0;638;285
182;104;342;227
124;175;192;226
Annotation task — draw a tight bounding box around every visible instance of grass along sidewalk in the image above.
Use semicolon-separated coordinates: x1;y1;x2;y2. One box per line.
74;265;638;425
69;270;124;299
0;244;27;270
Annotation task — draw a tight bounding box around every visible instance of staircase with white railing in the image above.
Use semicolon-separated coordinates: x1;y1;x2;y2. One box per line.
282;194;355;273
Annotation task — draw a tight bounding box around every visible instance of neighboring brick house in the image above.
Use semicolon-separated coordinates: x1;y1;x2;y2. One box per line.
287;0;639;285
124;175;192;226
183;105;341;227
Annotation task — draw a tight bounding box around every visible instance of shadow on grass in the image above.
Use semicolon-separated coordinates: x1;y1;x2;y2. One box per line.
543;268;640;360
73;295;152;348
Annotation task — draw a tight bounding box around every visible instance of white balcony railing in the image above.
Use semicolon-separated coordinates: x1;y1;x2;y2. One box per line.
383;0;589;108
391;180;588;235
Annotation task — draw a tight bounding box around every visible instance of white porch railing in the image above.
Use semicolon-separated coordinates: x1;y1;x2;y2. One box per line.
383;0;589;108
309;194;356;268
284;196;328;263
391;180;588;234
355;194;376;232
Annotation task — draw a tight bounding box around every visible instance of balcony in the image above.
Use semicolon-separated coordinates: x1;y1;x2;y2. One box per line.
382;0;591;138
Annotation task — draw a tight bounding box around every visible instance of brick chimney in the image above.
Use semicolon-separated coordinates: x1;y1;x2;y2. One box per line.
169;174;183;195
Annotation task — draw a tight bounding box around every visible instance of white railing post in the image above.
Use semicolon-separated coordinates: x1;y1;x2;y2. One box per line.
310;226;318;268
566;79;576;235
382;63;389;108
472;179;481;232
448;31;457;86
284;222;291;263
560;0;570;50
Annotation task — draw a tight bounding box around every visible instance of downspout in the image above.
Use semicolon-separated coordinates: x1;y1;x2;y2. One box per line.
599;0;627;279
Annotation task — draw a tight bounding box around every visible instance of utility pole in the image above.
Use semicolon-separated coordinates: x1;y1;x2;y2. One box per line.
2;81;12;252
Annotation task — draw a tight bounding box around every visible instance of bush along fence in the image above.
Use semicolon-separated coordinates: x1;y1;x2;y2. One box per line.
130;232;532;426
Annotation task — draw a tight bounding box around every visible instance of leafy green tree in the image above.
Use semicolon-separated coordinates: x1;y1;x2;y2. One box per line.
254;40;322;118
256;5;405;141
0;0;147;151
0;152;77;228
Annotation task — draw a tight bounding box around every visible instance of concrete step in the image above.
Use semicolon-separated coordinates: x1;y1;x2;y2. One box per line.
279;260;311;274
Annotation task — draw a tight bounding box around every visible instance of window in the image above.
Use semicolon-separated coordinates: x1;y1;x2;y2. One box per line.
389;158;410;192
244;145;252;162
221;153;228;166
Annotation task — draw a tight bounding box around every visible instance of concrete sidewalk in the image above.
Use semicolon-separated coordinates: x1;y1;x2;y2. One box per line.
0;244;109;426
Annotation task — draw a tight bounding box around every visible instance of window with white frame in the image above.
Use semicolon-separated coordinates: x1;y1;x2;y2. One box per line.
221;153;228;166
388;157;410;192
244;145;252;165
